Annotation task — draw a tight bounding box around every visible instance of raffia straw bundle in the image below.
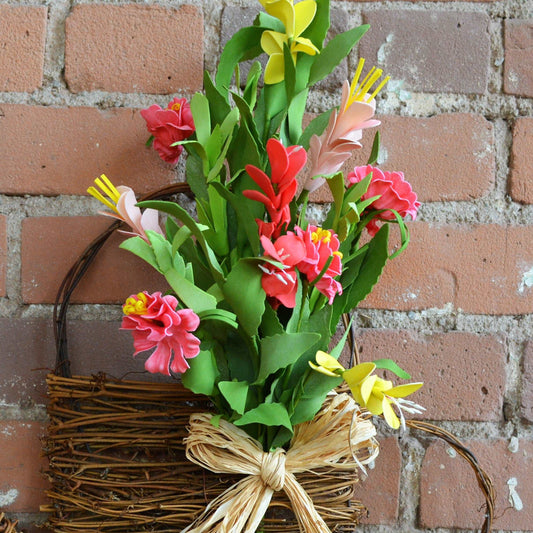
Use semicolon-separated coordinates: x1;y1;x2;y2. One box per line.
42;374;373;532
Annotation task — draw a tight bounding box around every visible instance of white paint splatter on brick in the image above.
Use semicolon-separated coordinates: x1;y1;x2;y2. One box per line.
0;489;19;507
518;266;533;294
507;478;523;511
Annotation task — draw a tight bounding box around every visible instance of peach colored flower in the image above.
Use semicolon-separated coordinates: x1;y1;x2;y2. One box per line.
347;164;420;237
121;291;201;376
141;97;195;164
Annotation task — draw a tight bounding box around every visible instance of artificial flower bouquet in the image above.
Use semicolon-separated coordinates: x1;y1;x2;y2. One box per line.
87;0;423;529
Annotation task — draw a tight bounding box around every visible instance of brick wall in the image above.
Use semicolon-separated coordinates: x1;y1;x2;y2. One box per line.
0;0;532;531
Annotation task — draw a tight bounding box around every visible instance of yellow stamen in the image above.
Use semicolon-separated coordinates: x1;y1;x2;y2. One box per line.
171;102;181;112
333;251;343;259
347;58;389;106
87;174;122;215
123;292;149;316
311;228;332;245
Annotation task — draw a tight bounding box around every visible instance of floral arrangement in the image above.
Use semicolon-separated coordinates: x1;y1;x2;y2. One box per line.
87;0;423;528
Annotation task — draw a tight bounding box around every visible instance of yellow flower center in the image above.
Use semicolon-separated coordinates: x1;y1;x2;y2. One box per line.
123;292;149;316
311;227;332;244
347;58;390;107
171;102;181;112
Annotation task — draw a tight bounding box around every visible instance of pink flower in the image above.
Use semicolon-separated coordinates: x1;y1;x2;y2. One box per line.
140;97;195;164
87;174;163;243
294;226;343;304
243;138;307;238
259;233;306;309
347;165;420;237
121;292;201;376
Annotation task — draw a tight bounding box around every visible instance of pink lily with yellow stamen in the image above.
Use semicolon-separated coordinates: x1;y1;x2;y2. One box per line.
305;58;389;192
87;174;163;243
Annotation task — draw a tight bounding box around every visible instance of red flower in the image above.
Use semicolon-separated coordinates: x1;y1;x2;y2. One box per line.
140;97;195;164
243;138;307;238
121;291;201;376
294;226;343;304
347;165;420;237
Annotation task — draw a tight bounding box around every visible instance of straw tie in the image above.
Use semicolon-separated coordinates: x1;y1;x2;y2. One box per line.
260;448;286;491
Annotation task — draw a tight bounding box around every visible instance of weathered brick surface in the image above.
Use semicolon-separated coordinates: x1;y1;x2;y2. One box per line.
356;330;505;421
0;216;6;297
353;437;401;525
21;217;165;304
504;19;533;98
522;341;533;423
420;439;533;530
0;104;175;195
309;113;495;204
0;5;47;92
65;4;203;94
361;223;533;314
509;117;533;204
359;10;490;94
0;422;48;512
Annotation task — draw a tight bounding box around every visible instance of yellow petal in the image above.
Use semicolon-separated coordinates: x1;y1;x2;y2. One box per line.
386;382;423;398
264;53;286;84
261;30;286;55
263;0;295;36
315;350;344;371
293;0;317;37
382;398;401;429
365;392;384;416
360;374;378;404
308;361;339;378
343;362;376;387
291;37;319;56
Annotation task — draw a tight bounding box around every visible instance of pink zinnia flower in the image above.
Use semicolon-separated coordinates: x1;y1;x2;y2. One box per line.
121;292;201;376
243;138;307;238
294;225;343;304
347;164;420;237
87;174;163;243
140;97;195;164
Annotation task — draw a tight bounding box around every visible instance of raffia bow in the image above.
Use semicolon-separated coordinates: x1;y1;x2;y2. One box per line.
183;392;379;533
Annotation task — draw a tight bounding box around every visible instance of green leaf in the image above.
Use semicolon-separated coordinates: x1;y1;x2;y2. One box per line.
298;108;333;150
309;25;370;86
286;87;308;145
147;231;173;273
234;402;293;431
119;236;160;272
343;173;372;212
243;61;262;108
198;308;238;329
164;268;217;313
323;171;345;230
373;359;412;380
222;258;266;338
256;332;321;383
367;130;381;165
219;380;249;415
260;304;285;337
181;350;219;396
203;70;232;126
190;92;211;147
329;314;354;360
302;0;330;49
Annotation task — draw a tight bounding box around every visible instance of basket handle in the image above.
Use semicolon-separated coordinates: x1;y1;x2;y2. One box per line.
53;182;192;378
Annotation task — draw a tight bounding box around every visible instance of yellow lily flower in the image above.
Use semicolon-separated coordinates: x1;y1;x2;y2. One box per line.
259;0;319;84
308;350;345;377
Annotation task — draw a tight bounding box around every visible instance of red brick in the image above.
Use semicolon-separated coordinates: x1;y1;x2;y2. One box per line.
420;439;533;530
0;422;48;512
356;330;504;422
21;216;165;304
509;118;533;204
522;341;533;423
309;114;495;204
65;4;203;94
361;223;533;315
504;20;533;97
359;10;490;94
0;6;47;92
353;437;401;525
0;216;6;297
0;104;175;196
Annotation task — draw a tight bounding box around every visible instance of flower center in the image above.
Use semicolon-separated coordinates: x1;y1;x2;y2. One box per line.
171;102;182;112
123;292;148;316
311;227;332;245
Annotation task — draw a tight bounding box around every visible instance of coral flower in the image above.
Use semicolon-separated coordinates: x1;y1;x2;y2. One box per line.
244;138;307;238
305;58;388;192
121;291;201;376
347;164;420;237
87;174;163;243
259;0;319;84
140;97;195;164
294;225;343;304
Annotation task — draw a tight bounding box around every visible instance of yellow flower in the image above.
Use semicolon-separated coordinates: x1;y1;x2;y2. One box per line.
343;363;423;430
259;0;319;84
308;350;345;377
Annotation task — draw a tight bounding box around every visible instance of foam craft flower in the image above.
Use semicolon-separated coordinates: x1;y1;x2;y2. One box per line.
121;291;201;376
243;138;307;238
87;174;163;243
306;59;388;192
343;363;423;430
294;225;343;304
308;350;345;377
140;97;195;164
347;164;421;237
259;0;319;84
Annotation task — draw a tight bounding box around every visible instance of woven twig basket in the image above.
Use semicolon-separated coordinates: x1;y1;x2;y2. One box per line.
40;183;367;532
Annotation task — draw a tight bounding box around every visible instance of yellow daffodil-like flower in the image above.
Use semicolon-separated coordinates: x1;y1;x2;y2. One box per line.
259;0;319;84
309;351;424;430
343;363;423;430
